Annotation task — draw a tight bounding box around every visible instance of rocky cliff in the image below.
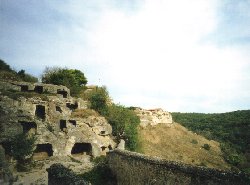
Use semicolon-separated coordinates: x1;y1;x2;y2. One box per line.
0;80;116;160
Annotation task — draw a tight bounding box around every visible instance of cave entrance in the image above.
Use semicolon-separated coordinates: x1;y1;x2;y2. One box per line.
60;120;67;131
100;131;106;135
101;146;106;151
66;103;78;110
34;86;43;94
56;106;62;113
20;85;29;92
71;143;92;156
69;120;76;127
33;143;53;160
57;89;68;98
35;105;45;120
19;121;37;135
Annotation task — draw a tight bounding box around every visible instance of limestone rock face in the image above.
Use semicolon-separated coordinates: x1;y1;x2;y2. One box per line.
135;108;173;127
0;80;116;159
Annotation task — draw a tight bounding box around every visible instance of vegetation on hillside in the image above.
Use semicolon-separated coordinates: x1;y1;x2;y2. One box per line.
41;67;87;96
2;133;37;172
85;86;140;151
0;59;38;82
172;111;250;173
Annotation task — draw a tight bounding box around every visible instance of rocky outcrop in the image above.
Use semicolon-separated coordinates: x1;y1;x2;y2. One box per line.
0;80;116;160
134;107;173;127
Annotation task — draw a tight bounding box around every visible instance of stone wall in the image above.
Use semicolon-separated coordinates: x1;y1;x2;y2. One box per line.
107;149;249;185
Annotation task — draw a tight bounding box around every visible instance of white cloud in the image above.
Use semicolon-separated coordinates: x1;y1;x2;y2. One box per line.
82;0;250;112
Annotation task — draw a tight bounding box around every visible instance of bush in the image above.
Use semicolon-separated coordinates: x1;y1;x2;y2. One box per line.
106;104;140;151
0;60;38;82
10;133;36;171
202;143;211;150
82;156;116;185
47;163;89;185
42;67;87;96
221;143;246;166
86;86;109;114
191;139;198;144
17;69;38;82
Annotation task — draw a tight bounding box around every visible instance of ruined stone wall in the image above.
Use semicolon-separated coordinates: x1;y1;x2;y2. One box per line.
107;149;249;185
134;107;173;127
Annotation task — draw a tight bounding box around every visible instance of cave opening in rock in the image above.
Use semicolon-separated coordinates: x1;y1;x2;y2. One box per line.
34;86;43;93
101;146;106;151
108;145;112;150
35;105;45;120
60;120;67;131
71;143;92;156
57;89;68;98
33;143;53;160
69;120;76;127
56;106;62;113
100;131;106;135
19;121;37;134
66;103;78;110
20;85;29;92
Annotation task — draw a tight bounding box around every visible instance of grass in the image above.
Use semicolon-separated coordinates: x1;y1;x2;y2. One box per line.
138;123;230;170
71;109;99;118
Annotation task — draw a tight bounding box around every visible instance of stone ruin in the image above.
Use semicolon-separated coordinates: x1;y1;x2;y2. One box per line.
134;107;173;127
0;80;116;161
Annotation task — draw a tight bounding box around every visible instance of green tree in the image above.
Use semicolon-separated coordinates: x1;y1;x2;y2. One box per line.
41;67;87;96
106;104;140;151
17;69;38;82
87;86;109;114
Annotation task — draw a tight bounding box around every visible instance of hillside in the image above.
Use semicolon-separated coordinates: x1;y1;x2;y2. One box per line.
172;111;250;173
138;122;230;170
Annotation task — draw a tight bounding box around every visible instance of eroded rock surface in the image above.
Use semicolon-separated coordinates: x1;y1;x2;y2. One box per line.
134;107;173;127
0;80;116;160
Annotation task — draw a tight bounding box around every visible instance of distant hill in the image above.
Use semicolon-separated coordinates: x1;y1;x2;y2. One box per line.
138;123;230;170
172;111;250;173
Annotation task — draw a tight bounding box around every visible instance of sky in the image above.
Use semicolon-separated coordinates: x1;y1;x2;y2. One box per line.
0;0;250;113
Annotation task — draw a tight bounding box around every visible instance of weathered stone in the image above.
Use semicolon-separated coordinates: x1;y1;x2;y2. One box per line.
108;149;250;185
0;80;115;159
117;139;125;150
134;107;173;127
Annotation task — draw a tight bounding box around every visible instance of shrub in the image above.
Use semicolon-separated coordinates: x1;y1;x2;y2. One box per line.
106;104;140;151
191;139;198;144
221;143;246;167
42;67;87;96
10;133;36;171
0;60;38;82
17;69;38;82
202;143;211;150
47;163;89;185
82;156;116;185
86;86;109;114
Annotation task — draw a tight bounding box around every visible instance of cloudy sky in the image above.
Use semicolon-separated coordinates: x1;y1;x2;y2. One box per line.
1;0;250;113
